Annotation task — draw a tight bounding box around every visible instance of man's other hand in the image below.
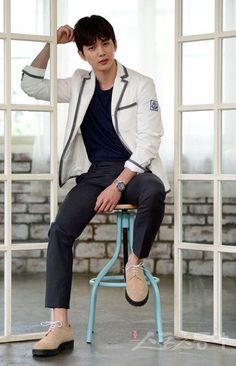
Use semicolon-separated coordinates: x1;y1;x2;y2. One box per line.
57;25;74;44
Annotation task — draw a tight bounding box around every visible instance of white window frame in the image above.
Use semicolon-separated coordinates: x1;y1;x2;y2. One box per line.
174;0;236;347
0;0;58;342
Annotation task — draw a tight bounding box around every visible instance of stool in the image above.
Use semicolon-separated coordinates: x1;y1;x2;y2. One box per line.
86;204;163;344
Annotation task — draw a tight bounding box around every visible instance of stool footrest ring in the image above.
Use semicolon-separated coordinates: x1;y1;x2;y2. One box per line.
89;274;160;288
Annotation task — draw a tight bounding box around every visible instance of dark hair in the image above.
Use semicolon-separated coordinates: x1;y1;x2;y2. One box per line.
74;15;117;54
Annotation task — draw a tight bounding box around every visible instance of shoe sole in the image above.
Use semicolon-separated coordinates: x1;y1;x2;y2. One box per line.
32;340;74;357
125;289;149;307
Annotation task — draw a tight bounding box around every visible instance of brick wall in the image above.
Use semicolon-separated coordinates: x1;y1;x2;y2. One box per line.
0;154;235;276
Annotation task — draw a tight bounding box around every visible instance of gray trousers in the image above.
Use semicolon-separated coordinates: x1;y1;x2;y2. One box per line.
45;161;166;308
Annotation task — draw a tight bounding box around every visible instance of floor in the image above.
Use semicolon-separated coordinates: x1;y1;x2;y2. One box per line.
0;274;236;366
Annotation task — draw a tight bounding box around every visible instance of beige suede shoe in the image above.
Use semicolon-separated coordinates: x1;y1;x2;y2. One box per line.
125;263;149;306
32;321;74;357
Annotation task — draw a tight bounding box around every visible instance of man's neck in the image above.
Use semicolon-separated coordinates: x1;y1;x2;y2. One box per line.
95;60;117;91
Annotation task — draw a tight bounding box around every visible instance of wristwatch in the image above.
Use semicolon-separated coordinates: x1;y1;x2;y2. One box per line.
113;179;126;192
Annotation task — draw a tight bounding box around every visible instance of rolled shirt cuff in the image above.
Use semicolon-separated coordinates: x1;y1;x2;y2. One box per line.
124;160;145;174
22;65;46;78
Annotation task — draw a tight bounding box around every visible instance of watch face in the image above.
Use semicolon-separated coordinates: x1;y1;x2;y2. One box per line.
117;181;126;191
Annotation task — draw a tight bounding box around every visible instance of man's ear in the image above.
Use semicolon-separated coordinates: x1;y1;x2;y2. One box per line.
78;49;87;61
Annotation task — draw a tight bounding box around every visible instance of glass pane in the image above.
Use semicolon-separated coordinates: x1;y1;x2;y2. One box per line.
182;181;213;244
11;0;50;35
12;270;50;334
0;257;3;335
0;39;4;103
12;180;50;243
182;0;215;36
222;182;236;246
182;249;213;334
0;0;3;32
0;182;3;244
182;111;214;173
222;110;236;174
0;111;3;173
182;41;214;105
11;41;50;105
223;0;236;31
12;111;50;174
222;38;236;103
222;253;236;339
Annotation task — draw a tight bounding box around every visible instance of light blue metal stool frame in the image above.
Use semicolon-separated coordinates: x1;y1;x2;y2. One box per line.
86;204;163;344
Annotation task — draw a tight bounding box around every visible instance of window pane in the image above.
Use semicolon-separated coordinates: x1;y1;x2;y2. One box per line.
11;41;50;105
222;182;236;246
0;260;3;335
182;41;214;105
223;0;236;31
11;111;50;174
222;110;236;174
182;0;215;36
12;268;50;334
0;111;3;173
0;40;4;104
0;0;3;32
182;249;213;334
222;254;236;339
182;111;214;174
12;181;50;243
182;181;213;244
222;38;236;103
0;182;3;244
11;0;50;35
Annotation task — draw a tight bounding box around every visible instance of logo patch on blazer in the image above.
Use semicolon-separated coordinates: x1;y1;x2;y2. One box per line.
150;100;159;111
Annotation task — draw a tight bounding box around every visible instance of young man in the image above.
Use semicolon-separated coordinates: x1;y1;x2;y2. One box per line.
21;15;169;357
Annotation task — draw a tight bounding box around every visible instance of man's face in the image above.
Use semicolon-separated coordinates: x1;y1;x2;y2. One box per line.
79;38;117;72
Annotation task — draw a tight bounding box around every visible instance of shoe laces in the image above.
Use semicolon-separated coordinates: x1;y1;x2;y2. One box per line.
126;262;144;271
40;320;63;333
126;262;145;279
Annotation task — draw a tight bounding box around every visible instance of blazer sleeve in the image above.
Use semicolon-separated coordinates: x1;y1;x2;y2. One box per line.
124;76;164;173
21;65;72;103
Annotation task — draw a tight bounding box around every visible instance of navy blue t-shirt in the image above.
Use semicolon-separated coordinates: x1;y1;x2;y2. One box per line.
80;81;131;162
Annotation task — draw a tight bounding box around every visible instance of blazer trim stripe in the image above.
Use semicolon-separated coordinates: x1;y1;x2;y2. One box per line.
59;77;87;186
21;70;44;80
117;102;137;111
113;66;132;155
128;158;146;172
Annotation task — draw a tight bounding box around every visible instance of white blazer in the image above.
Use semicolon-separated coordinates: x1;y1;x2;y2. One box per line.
21;61;170;192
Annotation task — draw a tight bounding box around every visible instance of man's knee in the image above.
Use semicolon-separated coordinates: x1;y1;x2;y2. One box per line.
141;176;165;201
48;221;75;244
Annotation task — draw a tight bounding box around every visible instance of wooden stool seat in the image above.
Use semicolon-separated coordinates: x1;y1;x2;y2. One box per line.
114;204;137;210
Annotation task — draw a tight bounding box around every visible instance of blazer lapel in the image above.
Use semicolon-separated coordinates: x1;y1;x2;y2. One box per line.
112;62;129;115
76;71;96;128
112;61;129;136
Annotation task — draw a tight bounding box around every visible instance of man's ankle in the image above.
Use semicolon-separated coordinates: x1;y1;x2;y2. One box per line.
53;308;69;326
127;253;143;266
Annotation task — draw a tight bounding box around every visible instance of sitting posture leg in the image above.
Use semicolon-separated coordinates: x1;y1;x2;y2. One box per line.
32;180;102;357
122;172;166;306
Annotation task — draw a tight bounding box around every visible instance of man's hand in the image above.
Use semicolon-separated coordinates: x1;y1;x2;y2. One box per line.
57;25;74;44
95;184;122;213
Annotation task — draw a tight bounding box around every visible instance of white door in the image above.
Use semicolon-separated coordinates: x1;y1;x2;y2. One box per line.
174;0;236;346
0;0;58;342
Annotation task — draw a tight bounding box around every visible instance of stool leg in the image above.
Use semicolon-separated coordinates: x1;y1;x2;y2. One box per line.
123;227;128;272
86;212;123;344
144;269;164;343
86;285;99;343
123;211;134;273
128;212;134;253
